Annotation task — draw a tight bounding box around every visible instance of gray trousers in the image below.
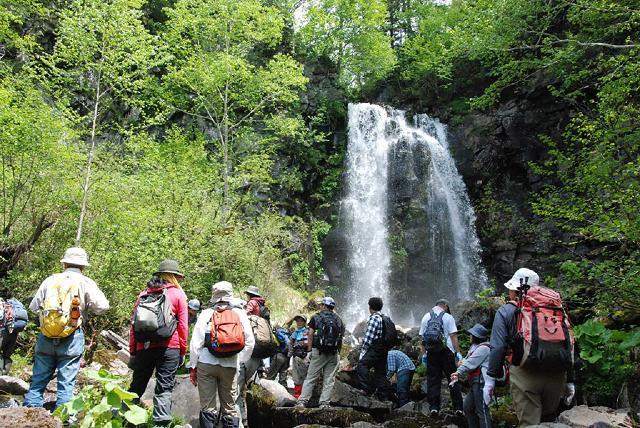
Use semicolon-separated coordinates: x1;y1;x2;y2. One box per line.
236;357;262;427
297;348;339;406
197;362;237;417
464;380;492;428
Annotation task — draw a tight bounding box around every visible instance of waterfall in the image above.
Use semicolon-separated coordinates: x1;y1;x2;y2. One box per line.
340;103;486;328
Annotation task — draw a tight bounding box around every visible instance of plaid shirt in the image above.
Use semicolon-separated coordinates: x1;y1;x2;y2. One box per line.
386;350;416;378
360;312;383;358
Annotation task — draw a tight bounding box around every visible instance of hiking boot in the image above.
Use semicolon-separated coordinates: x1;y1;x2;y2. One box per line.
294;401;306;408
429;409;439;417
221;415;240;428
319;403;331;409
455;410;464;417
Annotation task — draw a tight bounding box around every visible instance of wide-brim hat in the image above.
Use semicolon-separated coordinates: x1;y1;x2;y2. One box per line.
504;268;539;291
293;314;307;323
154;259;184;277
467;323;490;340
61;247;90;267
245;285;261;297
211;281;234;303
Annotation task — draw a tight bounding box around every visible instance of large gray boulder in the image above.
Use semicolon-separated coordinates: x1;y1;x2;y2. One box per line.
257;379;295;406
142;374;200;427
557;405;631;427
330;380;393;412
0;375;29;395
0;407;62;427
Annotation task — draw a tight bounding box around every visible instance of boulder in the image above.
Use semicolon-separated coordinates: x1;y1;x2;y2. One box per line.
0;407;63;427
330;380;393;419
557;405;631;428
257;379;295;406
142;374;199;427
272;407;374;428
0;375;29;395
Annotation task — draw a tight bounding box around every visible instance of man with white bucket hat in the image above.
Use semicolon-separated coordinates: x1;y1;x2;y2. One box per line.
24;247;109;409
485;268;576;427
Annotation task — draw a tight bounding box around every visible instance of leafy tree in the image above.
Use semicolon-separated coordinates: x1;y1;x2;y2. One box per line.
46;0;160;244
297;0;396;93
0;76;78;283
163;0;307;221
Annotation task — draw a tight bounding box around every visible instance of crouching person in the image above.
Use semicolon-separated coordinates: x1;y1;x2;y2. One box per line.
450;324;492;428
189;281;255;428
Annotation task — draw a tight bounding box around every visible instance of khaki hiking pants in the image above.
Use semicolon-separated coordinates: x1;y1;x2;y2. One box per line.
510;365;566;427
297;348;339;406
197;362;238;417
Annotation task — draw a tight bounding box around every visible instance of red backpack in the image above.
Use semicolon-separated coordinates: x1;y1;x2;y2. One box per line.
511;286;575;371
204;305;245;357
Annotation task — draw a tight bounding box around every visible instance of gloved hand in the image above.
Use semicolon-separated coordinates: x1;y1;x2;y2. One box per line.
483;376;495;406
189;368;198;386
564;383;576;405
179;355;185;367
127;355;136;370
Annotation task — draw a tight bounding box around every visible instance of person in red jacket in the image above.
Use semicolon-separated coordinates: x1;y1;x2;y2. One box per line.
128;259;188;427
244;285;266;316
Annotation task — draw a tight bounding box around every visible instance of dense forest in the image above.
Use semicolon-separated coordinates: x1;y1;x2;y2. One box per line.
1;0;639;409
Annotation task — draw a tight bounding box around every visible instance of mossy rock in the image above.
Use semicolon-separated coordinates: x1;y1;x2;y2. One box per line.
491;402;518;427
272;407;374;428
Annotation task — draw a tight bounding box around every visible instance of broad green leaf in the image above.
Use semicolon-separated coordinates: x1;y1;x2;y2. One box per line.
124;405;149;425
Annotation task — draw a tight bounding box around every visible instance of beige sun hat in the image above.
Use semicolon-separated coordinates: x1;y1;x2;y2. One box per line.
211;281;234;303
60;247;90;267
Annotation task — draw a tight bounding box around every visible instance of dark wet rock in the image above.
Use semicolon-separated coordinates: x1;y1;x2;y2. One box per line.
142;374;199;427
0;407;63;427
331;380;393;420
0;375;29;395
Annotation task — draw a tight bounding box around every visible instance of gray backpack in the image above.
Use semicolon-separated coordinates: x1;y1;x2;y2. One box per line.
133;288;177;342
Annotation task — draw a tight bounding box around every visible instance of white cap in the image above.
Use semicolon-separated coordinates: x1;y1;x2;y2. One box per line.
211;281;234;303
504;268;539;290
60;247;90;267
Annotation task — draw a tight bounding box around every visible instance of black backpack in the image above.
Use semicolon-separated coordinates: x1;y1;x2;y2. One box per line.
133;288;177;342
258;302;271;320
422;310;446;351
315;311;343;354
381;314;399;349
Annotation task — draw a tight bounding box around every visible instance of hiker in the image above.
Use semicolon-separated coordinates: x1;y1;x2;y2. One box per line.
0;296;28;375
189;281;255;428
266;324;290;387
188;299;201;325
24;247;109;409
386;349;415;407
419;298;464;416
450;323;492;428
287;314;310;398
128;259;189;427
237;285;271;427
244;285;267;318
296;296;345;408
485;268;576;427
357;297;390;400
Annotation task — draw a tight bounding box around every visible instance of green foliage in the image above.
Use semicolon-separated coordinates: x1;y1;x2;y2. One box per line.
297;0;396;94
55;368;149;427
574;320;640;405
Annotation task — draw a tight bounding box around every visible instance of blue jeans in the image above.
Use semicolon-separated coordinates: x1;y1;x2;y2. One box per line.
23;330;84;409
396;369;414;407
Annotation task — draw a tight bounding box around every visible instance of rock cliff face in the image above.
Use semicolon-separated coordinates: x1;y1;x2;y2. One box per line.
445;86;571;284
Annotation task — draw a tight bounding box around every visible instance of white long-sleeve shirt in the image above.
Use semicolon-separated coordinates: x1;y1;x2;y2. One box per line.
29;267;110;318
188;303;255;369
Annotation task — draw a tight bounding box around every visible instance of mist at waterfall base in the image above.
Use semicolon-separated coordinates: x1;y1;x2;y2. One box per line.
337;103;487;329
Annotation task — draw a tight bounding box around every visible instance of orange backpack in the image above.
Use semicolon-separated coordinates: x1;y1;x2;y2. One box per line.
204;305;245;357
512;286;575;371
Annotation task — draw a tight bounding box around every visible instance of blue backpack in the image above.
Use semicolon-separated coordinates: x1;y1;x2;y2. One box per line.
274;327;289;353
422;310;446;351
2;298;28;333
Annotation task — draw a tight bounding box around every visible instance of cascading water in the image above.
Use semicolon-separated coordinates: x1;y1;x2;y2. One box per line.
340;103;486;328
